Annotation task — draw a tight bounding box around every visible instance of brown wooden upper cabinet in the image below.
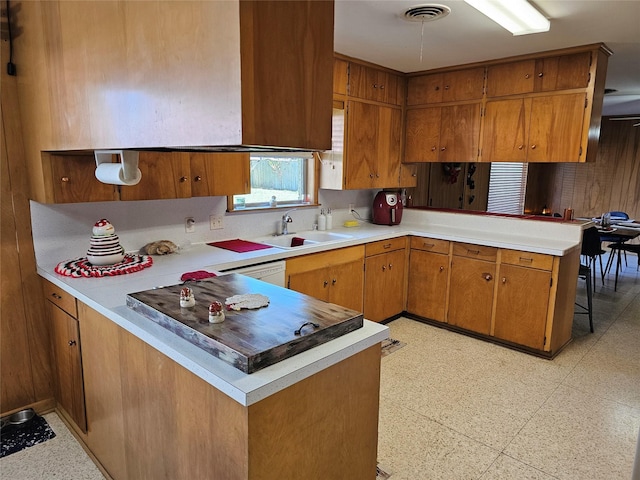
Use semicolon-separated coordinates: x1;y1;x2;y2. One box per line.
407;68;485;105
405;103;481;163
17;1;334;203
47;154;118;204
486;52;592;97
348;63;405;106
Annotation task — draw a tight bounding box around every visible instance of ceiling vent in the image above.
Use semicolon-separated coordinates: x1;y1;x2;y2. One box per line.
403;4;451;22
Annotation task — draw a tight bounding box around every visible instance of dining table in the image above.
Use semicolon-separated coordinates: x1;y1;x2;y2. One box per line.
598;222;640;291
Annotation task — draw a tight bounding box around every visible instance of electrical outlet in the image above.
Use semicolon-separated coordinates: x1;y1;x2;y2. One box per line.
185;217;195;233
209;215;224;230
348;203;355;213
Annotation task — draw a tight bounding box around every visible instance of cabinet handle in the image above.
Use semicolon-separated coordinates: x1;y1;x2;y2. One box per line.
519;257;534;263
538;72;544;78
502;277;507;284
412;173;417;177
68;340;76;346
382;265;386;271
440;147;446;151
375;173;380;178
525;74;530;79
467;249;480;255
518;145;524;150
439;266;444;272
483;273;493;281
383;243;392;249
369;173;374;178
380;84;385;90
332;278;337;285
388;263;393;270
530;144;537;150
194;175;202;182
444;85;450;90
431;146;437;152
323;280;328;287
51;293;62;300
434;86;440;91
179;176;188;182
372;83;378;89
61;176;70;183
423;243;435;248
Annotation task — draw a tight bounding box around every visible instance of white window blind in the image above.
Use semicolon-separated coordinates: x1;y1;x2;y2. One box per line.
486;163;528;215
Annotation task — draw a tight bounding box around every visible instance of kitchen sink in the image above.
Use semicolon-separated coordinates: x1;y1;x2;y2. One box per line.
253;231;353;250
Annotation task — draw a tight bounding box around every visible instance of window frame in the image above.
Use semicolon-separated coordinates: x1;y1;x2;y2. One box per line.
227;152;320;212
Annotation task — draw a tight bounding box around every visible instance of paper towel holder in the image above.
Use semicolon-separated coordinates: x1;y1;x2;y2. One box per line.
94;150;141;185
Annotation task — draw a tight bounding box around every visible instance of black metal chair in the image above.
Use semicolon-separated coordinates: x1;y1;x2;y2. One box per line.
607;243;640;291
575;263;594;333
581;226;606;288
601;211;630;267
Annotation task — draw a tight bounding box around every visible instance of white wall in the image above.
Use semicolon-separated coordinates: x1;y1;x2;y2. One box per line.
30;189;377;265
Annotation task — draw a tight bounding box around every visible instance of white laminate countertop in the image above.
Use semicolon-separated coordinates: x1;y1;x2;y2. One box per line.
37;210;586;406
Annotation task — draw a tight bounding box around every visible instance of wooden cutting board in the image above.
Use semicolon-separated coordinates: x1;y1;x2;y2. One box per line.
126;274;363;373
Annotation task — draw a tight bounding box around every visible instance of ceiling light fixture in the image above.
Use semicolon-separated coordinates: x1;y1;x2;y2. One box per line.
463;0;550;36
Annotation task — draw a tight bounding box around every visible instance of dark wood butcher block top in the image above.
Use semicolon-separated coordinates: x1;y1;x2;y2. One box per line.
126;274;363;373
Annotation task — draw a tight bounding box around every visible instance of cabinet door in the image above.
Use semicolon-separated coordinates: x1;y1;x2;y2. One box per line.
486;59;536;97
481;98;529;162
407;73;443;105
79;303;127;480
345;101;378;189
527;93;586;162
399;164;418;188
50;305;87;432
329;259;365;313
534;52;592;92
404;107;441;162
375;106;402;187
288;268;331;303
349;64;402;105
333;58;349;96
448;256;495;335
364;249;405;322
49;154;117;203
439;103;481;163
190;153;250;197
494;264;551;350
441;68;486;102
119;152;191;200
407;250;449;322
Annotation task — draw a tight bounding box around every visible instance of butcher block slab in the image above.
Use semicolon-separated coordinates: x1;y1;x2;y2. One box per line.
126;274;363;373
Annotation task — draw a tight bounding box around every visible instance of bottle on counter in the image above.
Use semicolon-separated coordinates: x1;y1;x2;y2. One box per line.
325;208;333;230
318;209;326;231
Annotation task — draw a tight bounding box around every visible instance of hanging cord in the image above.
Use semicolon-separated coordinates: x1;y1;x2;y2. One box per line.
6;0;16;75
420;17;425;63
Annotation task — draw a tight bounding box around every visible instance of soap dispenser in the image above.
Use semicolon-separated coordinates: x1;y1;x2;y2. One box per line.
318;209;326;231
326;208;333;230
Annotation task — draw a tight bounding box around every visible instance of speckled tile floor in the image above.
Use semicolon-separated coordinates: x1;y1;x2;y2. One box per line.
378;256;640;480
2;254;639;480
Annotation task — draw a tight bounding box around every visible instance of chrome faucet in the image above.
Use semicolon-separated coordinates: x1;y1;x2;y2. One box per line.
281;208;296;235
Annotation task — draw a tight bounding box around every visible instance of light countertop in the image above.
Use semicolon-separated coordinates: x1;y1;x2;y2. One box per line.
37;209;586;406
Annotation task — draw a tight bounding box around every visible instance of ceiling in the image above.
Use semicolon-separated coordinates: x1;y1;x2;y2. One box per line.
334;0;640;116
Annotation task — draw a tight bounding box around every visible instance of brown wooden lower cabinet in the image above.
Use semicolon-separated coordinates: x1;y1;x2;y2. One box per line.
286;245;365;313
406;238;579;357
78;302;380;480
407;237;450;322
364;238;407;322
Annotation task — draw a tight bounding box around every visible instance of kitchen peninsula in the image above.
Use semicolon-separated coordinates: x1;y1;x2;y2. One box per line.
33;205;585;479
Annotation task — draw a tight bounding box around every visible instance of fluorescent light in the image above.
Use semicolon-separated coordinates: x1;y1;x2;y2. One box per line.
464;0;550;36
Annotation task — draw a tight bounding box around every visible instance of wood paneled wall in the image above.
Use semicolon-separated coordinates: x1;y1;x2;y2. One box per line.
526;118;640;219
1;32;54;414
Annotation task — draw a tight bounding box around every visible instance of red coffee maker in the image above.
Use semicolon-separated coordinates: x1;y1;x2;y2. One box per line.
372;191;403;226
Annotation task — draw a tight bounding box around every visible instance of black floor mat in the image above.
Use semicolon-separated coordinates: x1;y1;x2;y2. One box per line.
1;414;56;458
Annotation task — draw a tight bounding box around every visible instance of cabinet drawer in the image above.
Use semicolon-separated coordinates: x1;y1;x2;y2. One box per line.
501;249;554;271
452;242;497;262
365;237;407;257
410;236;449;254
42;279;77;318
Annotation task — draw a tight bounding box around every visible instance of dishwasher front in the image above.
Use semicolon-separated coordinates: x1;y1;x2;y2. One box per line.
218;260;286;287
